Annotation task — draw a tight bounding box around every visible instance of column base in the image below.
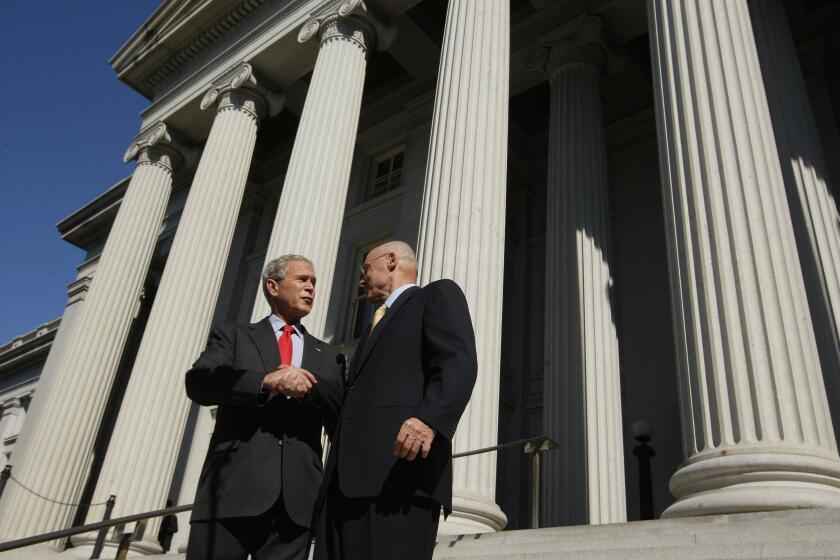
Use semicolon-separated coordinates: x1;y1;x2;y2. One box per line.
438;492;507;535
664;450;840;518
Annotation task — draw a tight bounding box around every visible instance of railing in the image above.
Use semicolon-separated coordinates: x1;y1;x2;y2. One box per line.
0;435;559;556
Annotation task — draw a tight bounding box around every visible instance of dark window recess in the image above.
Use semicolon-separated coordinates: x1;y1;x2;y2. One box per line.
365;150;404;201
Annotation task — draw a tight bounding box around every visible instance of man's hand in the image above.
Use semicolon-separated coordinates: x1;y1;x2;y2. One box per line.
262;366;317;398
394;417;436;461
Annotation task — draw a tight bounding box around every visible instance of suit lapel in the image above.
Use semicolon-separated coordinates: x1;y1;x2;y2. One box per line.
249;318;279;372
347;327;369;381
352;286;419;381
301;331;324;372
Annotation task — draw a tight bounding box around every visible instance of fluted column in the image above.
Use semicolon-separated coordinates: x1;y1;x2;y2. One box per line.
415;0;509;534
0;125;188;545
647;0;840;517
173;406;216;553
750;0;840;441
530;17;626;526
250;0;387;334
78;63;278;554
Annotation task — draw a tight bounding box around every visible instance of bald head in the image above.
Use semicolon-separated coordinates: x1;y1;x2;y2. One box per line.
360;240;418;304
372;241;417;274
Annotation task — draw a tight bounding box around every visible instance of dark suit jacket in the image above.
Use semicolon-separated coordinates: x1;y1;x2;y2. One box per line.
324;279;477;513
185;318;343;527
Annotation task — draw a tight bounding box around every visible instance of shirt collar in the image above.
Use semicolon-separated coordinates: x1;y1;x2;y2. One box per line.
385;283;417;308
268;314;303;336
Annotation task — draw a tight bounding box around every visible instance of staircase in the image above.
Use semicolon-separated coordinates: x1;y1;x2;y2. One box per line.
2;508;838;559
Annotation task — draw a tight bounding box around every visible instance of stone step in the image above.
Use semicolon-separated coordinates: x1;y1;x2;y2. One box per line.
434;540;840;560
438;507;840;547
3;509;838;559
433;509;840;559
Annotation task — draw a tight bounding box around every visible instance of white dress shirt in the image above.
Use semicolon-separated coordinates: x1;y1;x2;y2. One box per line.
385;283;417;309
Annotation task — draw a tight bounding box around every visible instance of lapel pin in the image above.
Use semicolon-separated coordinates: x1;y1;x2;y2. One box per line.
315;348;322;352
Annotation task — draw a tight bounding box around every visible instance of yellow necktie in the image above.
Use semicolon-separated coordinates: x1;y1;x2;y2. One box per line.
370;304;387;333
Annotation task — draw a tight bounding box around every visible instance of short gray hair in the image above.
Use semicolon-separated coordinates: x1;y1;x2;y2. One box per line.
261;254;313;301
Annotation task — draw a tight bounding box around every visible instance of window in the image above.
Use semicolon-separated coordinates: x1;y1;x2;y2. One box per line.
349;249;375;340
365;148;404;201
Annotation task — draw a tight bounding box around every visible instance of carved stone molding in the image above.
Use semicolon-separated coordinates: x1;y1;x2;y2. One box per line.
526;15;627;81
403;91;435;128
123;122;195;173
606;108;657;154
297;0;395;53
199;61;284;120
66;276;92;305
527;16;606;77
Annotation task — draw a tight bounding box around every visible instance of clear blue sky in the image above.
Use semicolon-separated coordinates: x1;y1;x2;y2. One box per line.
0;1;162;343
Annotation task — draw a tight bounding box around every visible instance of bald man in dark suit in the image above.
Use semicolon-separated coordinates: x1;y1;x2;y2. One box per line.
316;241;477;560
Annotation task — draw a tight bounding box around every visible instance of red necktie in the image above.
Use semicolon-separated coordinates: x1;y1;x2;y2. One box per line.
278;325;294;366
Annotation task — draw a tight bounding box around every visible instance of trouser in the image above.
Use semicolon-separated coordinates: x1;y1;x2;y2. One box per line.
187;495;309;560
314;483;440;560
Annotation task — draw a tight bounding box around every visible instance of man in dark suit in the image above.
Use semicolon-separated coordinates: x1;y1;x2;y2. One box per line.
185;254;343;560
315;241;477;560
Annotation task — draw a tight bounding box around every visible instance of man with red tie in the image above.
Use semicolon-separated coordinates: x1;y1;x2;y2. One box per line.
185;255;344;560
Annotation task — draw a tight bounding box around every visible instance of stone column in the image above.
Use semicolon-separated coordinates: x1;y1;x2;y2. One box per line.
395;92;434;246
172;406;216;553
0;124;188;544
78;63;280;554
250;0;388;334
415;0;509;534
749;0;840;441
530;16;626;526
647;0;840;517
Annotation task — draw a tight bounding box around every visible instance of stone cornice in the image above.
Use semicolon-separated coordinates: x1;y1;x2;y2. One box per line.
57;179;129;251
297;0;395;53
112;0;274;99
200;61;284;119
0;318;60;374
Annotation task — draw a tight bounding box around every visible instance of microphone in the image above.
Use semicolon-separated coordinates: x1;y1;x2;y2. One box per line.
336;353;347;385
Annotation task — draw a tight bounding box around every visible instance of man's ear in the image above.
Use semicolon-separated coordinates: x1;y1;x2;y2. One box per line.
266;278;280;296
387;252;398;271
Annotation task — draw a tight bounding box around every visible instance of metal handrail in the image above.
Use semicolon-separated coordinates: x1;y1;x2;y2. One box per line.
0;435;558;553
0;503;192;552
451;435;557;459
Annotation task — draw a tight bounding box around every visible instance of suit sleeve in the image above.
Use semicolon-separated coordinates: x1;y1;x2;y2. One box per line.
414;280;478;441
185;325;267;407
309;351;346;437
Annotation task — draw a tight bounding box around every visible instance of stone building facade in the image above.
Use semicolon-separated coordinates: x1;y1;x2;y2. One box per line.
1;0;840;556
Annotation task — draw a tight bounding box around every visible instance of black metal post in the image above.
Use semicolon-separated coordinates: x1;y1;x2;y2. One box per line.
632;435;656;520
0;465;11;501
90;495;116;559
523;441;540;529
114;533;133;560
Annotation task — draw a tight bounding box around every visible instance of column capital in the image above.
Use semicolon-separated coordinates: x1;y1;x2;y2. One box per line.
123;122;195;173
527;16;608;78
200;61;285;120
297;0;396;53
